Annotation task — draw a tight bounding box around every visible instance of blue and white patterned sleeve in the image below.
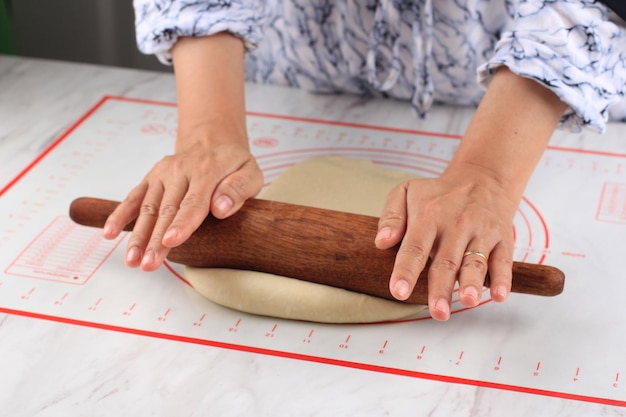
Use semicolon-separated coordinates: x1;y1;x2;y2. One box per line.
133;0;266;65
477;0;626;132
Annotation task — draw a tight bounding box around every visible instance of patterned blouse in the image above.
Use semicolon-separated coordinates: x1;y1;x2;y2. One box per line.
133;0;626;132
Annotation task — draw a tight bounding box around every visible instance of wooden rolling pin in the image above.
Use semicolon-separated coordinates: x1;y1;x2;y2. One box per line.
69;197;565;304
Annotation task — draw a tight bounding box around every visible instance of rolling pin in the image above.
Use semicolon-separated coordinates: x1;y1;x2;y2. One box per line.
69;197;565;304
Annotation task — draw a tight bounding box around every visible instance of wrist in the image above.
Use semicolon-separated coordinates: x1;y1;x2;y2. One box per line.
175;122;249;153
448;67;567;199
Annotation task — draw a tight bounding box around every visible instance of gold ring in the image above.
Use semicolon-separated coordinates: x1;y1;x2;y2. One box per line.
463;251;488;261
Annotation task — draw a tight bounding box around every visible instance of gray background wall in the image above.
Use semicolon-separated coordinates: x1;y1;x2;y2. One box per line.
7;0;170;72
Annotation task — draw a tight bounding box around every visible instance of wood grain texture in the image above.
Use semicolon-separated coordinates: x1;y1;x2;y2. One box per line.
69;197;565;304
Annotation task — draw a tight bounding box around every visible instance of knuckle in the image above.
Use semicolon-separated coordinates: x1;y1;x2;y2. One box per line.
151;158;169;175
462;257;489;274
221;174;251;199
158;154;177;167
493;254;513;268
118;189;145;213
180;192;211;210
127;231;149;247
154;155;187;177
421;201;438;218
430;257;460;273
158;203;178;218
446;210;474;230
139;202;159;218
397;243;429;266
122;193;142;207
379;208;405;224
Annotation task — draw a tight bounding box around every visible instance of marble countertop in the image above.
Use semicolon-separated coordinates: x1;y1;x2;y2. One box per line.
1;54;625;416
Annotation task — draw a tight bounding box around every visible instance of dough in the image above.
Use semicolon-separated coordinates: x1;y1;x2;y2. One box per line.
184;156;430;323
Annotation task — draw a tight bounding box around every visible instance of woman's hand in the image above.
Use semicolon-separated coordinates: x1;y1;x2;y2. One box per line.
103;33;256;271
102;142;263;271
375;168;517;321
377;67;568;321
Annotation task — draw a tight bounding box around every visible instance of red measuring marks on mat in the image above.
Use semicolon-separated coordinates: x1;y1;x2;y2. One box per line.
3;96;626;409
4;216;125;284
596;182;626;224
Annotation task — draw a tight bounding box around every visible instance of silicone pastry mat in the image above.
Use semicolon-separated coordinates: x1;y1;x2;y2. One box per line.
1;96;626;406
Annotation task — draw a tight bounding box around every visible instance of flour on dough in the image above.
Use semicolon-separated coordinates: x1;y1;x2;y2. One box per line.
184;155;430;323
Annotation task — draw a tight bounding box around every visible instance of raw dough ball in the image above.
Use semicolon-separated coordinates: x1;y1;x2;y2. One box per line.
184;155;430;323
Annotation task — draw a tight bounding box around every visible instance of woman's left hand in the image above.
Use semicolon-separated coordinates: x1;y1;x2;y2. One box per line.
377;67;569;321
375;166;518;321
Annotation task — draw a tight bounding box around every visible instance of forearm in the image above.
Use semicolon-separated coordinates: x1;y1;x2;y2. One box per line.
171;33;248;152
447;67;568;202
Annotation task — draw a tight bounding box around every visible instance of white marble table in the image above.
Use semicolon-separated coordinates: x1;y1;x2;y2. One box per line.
1;54;625;416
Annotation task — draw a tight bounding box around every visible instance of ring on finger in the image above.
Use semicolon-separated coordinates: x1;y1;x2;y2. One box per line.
463;250;488;262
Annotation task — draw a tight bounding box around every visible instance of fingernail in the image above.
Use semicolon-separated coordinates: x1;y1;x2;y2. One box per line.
126;247;141;264
141;250;155;266
215;195;234;214
376;227;391;242
393;279;410;299
163;227;178;242
494;284;508;301
434;298;449;315
462;286;478;302
103;223;113;238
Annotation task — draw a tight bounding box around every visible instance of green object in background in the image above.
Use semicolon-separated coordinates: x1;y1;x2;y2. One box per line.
0;0;15;54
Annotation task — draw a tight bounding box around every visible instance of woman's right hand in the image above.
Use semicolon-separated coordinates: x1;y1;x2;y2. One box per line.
101;32;259;271
103;140;263;271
